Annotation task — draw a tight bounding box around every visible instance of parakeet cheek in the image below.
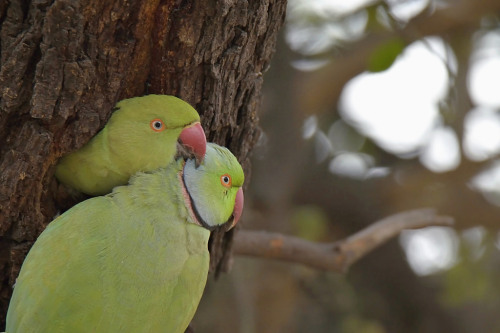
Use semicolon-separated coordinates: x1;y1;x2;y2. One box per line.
228;188;244;230
179;122;206;161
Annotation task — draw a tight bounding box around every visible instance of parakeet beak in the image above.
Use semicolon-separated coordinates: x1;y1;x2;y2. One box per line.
178;122;207;165
227;188;244;230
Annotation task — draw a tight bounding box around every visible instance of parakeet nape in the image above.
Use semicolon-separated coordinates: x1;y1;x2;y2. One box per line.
55;94;207;196
6;143;244;333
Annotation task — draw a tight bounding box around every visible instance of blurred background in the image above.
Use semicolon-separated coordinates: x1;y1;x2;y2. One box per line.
193;0;500;332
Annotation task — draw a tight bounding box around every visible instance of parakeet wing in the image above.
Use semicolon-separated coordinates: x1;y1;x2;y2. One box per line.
8;143;245;333
7;170;209;333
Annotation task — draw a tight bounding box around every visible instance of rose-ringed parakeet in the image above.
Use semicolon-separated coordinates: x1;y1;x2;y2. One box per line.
55;94;207;196
6;143;244;333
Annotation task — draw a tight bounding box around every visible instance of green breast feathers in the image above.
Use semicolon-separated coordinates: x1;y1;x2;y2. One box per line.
6;143;244;333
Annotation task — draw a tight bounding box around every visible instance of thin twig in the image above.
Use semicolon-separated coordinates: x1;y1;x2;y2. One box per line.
233;208;454;273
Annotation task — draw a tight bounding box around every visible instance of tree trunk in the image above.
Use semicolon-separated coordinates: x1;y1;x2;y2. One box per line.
0;0;286;325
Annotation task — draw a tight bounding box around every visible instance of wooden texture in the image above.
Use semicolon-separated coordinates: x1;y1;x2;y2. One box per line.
234;209;454;272
0;0;287;324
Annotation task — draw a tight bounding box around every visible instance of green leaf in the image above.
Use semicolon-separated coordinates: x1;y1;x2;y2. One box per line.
368;38;406;72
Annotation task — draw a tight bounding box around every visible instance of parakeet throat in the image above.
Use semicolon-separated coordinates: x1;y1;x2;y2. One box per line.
178;165;236;231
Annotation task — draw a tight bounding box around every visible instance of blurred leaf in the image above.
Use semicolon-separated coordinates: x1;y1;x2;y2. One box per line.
441;262;490;306
291;205;329;242
341;314;386;333
440;235;498;307
303;115;318;139
368;37;406;72
314;130;333;162
328;120;366;153
365;3;391;32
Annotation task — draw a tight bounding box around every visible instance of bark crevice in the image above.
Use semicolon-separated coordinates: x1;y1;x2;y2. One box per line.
0;0;287;326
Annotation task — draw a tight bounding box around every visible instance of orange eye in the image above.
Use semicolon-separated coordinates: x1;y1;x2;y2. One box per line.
220;174;232;188
150;119;165;132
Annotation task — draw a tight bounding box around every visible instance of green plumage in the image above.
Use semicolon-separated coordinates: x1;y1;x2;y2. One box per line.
7;144;244;333
55;95;203;196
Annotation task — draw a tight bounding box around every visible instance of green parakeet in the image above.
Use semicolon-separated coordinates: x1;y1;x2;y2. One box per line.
55;94;207;196
6;143;244;333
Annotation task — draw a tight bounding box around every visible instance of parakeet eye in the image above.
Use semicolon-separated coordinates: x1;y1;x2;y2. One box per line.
220;174;232;188
150;119;165;132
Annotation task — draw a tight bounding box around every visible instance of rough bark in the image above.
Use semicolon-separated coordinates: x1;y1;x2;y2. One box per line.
0;0;287;325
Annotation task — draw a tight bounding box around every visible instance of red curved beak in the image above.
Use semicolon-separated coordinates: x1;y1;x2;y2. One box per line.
228;188;244;230
179;122;207;164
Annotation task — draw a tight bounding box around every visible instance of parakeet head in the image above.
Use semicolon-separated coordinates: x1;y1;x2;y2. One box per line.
108;95;206;167
182;143;244;231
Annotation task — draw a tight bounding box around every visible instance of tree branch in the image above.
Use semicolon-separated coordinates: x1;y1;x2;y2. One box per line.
299;0;500;112
233;208;454;273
